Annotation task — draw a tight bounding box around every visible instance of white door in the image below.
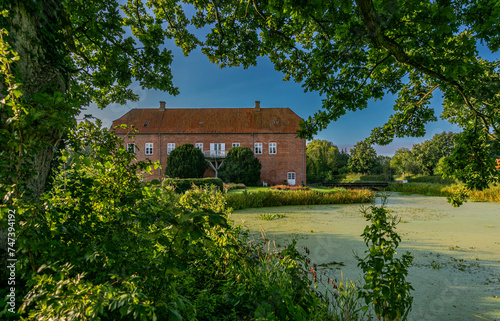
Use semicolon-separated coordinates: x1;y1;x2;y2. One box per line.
287;172;296;185
210;143;225;157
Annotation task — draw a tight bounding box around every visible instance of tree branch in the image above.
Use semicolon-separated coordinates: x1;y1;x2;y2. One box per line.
354;0;498;142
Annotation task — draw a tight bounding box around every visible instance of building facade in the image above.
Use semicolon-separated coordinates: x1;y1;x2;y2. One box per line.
111;101;306;185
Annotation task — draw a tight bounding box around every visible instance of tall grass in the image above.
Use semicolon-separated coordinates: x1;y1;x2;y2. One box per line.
226;189;374;210
468;185;500;202
386;183;500;202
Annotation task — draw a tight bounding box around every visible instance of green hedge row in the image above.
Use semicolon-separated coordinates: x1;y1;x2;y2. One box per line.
162;177;224;194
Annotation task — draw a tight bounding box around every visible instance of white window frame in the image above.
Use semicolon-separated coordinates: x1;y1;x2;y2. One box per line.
254;142;262;155
269;142;277;155
167;143;175;155
195;143;203;151
127;143;135;154
145;143;153;156
232;143;240;148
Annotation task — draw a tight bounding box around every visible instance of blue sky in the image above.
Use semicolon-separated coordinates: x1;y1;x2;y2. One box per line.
81;38;464;157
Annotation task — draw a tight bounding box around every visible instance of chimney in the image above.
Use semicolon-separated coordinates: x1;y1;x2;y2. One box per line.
254;101;261;112
159;101;166;111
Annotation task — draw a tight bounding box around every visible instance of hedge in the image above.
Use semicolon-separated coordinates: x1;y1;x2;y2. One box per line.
162;177;224;194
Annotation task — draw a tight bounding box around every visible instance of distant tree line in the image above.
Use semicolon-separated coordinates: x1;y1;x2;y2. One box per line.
307;131;500;183
391;132;457;180
306;139;392;183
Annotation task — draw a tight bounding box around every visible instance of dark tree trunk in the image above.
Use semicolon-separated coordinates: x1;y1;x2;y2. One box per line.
1;0;68;200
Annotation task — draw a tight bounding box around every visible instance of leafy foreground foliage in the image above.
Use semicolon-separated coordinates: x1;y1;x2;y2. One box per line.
357;197;414;321
0;121;345;320
0;122;418;321
226;189;374;210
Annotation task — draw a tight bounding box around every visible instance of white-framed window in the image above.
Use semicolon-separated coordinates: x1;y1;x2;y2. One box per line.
254;142;262;155
269;142;277;155
145;143;153;156
232;143;240;148
195;143;203;151
127;143;135;154
167;143;175;155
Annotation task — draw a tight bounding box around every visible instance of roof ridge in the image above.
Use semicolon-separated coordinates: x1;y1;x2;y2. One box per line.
111;106;302;134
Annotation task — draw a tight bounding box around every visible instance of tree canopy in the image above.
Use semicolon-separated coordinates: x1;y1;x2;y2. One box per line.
412;132;457;175
391;147;418;180
306;140;343;178
348;141;379;174
2;0;500;202
184;0;500;188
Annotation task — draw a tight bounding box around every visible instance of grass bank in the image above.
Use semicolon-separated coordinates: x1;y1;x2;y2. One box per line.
226;188;374;210
386;183;500;202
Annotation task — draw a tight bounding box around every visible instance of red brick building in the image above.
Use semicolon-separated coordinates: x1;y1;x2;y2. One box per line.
111;101;306;185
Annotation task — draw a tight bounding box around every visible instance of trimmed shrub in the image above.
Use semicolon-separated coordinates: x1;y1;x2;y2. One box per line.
165;143;207;178
162;177;223;194
218;147;262;186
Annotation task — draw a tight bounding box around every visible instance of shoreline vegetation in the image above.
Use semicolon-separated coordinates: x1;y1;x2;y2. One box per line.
223;176;500;211
386;183;500;202
226;188;375;210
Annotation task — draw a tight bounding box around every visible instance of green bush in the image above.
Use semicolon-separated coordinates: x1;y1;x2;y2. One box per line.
357;196;414;320
165;143;207;178
162;177;224;194
218;147;262;186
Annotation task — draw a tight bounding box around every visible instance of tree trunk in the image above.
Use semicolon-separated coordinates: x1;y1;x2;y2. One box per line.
2;0;68;200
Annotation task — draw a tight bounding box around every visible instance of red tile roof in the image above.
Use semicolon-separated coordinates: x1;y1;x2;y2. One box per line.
111;108;302;134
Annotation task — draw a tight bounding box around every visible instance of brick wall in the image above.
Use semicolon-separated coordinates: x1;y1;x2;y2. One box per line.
118;132;306;185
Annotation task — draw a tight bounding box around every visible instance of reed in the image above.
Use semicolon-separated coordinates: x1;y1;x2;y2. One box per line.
386;183;500;202
226;189;374;210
